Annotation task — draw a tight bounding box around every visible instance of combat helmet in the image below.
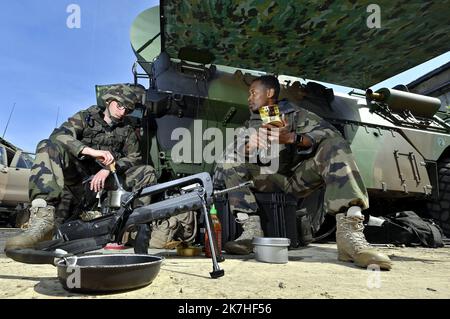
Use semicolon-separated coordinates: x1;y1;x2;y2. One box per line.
101;84;141;111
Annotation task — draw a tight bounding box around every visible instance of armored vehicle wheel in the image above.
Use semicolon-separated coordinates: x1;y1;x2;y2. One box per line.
427;157;450;237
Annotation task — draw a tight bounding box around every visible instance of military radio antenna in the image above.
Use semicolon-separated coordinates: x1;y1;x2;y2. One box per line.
2;102;16;138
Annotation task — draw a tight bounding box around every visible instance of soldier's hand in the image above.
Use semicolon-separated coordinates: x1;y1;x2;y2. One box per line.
82;147;115;165
246;131;258;154
95;150;115;165
90;169;111;192
246;129;268;154
263;118;295;145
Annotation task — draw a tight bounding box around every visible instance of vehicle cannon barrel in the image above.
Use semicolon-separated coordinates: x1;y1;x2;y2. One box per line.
366;87;442;118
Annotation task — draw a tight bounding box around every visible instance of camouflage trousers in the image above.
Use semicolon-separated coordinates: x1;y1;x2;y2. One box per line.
215;136;369;216
29;139;156;223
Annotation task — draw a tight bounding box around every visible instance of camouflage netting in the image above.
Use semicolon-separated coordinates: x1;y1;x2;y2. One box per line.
162;0;450;88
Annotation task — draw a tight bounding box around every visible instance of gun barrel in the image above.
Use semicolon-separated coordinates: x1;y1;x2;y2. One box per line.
213;181;254;197
366;87;441;118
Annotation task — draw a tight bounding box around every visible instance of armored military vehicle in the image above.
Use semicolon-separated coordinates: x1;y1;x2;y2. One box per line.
0;137;33;227
98;1;450;237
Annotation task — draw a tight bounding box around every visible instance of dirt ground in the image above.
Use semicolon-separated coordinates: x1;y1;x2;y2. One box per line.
1;228;449;299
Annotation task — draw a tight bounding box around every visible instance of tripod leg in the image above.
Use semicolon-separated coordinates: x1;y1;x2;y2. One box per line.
201;202;224;278
205;212;225;263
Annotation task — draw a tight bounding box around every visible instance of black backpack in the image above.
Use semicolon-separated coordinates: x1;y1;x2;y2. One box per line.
364;211;444;248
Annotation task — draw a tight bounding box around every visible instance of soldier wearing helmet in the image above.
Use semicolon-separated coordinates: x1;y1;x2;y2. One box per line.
102;84;142;125
5;84;155;251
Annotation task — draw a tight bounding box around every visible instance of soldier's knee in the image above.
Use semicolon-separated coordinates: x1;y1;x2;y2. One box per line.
316;136;352;160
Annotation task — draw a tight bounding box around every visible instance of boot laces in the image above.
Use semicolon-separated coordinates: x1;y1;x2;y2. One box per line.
26;207;53;233
339;216;370;250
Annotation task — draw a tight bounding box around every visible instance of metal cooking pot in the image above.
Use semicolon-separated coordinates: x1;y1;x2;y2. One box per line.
6;249;164;293
57;254;163;292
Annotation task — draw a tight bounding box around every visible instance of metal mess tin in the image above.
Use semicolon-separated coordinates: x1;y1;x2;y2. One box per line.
252;237;290;264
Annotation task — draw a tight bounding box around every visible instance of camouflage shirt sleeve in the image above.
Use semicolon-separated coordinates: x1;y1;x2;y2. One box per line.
49;111;87;157
115;128;143;173
296;110;340;154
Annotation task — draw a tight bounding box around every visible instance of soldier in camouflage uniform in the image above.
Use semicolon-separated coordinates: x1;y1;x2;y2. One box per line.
216;75;392;270
5;84;156;251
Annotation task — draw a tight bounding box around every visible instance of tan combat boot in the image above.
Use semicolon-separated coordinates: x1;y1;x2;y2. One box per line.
336;213;392;270
4;199;55;251
224;214;264;255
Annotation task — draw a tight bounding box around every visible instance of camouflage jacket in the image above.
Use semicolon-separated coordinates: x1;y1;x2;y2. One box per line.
246;100;342;174
49;105;142;173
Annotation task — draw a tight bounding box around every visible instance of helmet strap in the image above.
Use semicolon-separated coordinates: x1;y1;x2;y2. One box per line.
105;101;122;127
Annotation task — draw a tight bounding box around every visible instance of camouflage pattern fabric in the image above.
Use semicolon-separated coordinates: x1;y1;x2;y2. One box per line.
29;105;155;222
162;0;450;88
29;138;155;221
149;210;196;249
101;83;142;111
215;102;368;215
49;105;142;174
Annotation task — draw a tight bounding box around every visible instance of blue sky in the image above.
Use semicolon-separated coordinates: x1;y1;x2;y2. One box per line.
1;1;449;152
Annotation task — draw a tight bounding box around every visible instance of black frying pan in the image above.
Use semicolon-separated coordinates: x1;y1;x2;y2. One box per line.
6;249;163;293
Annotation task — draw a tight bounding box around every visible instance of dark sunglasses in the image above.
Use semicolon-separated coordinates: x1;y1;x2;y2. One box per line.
115;101;131;113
